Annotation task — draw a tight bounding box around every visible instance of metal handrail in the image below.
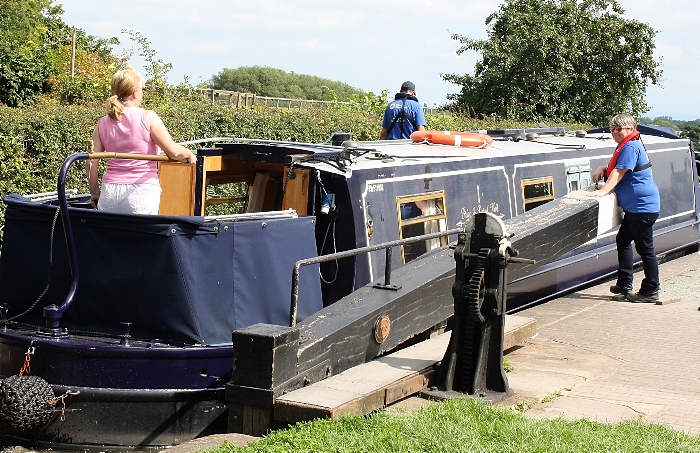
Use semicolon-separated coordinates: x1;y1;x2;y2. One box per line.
289;227;462;327
42;152;90;332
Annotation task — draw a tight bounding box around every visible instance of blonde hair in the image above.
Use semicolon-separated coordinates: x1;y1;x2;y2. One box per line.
105;70;146;121
610;113;637;130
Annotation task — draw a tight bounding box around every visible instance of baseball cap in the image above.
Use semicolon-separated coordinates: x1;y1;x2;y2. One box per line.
401;81;416;91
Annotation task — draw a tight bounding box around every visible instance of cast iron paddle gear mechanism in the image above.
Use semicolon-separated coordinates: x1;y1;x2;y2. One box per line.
426;212;534;402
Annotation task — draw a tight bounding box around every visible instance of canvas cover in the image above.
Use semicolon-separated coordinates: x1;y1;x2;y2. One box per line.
0;194;322;345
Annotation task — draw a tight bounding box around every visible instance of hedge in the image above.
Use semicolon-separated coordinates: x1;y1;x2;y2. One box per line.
0;91;590;237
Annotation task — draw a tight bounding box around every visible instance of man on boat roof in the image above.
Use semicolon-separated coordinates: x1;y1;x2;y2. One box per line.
380;81;427;140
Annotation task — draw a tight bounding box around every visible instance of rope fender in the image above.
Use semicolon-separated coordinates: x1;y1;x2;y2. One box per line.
0;375;55;434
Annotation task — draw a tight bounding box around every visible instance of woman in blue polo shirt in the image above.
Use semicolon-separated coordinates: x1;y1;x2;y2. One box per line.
590;113;660;303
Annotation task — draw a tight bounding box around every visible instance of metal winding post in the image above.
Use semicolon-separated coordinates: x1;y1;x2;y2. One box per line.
425;212;516;403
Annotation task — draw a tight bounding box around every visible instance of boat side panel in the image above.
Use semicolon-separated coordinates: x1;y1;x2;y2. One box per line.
3;387;227;448
356;165;512;286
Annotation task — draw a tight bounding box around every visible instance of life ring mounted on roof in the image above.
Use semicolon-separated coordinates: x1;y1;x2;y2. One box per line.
410;130;493;148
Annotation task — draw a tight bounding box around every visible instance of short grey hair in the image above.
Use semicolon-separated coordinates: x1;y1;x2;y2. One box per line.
610;113;637;129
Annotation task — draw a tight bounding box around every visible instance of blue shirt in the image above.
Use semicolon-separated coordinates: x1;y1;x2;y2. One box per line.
613;139;660;213
381;97;427;140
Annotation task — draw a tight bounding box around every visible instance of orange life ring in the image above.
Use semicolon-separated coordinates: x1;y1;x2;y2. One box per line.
410;130;493;148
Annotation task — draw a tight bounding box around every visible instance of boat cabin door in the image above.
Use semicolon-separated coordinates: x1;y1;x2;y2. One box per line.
280;167;311;215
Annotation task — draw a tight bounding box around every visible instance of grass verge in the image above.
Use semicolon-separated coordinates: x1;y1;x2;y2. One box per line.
205;398;700;453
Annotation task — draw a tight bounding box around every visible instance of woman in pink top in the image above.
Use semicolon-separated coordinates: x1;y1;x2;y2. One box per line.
87;70;196;214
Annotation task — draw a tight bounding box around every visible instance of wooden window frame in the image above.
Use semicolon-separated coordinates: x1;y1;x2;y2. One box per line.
395;191;449;264
521;177;555;212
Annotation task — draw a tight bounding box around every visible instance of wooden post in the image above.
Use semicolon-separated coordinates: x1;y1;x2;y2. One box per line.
71;27;76;81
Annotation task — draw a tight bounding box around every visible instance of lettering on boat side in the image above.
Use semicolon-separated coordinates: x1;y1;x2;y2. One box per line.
456;203;503;227
368;184;385;193
460;203;501;218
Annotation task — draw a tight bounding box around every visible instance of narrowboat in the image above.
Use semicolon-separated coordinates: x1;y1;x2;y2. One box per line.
0;125;697;448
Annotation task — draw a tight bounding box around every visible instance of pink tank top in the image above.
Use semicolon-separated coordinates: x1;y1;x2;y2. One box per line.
98;107;160;184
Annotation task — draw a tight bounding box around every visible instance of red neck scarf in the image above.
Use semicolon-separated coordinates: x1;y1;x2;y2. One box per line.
605;129;641;178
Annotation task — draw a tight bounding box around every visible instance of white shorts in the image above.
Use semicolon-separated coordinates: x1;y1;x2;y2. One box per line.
98;182;162;215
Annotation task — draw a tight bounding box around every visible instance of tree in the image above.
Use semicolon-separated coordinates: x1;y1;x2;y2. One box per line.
0;0;59;106
209;66;365;101
122;29;172;90
442;0;662;125
42;20;123;104
681;125;700;150
44;42;126;105
0;1;122;106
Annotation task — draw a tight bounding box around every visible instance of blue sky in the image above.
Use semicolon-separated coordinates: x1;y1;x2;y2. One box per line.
58;0;699;121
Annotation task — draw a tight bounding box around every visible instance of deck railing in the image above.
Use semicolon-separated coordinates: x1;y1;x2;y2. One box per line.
289;228;463;327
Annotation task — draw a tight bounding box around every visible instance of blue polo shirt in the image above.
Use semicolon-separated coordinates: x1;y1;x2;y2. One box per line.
381;98;427;140
613;139;660;213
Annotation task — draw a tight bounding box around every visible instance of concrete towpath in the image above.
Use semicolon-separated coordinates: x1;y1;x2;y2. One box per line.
503;250;700;434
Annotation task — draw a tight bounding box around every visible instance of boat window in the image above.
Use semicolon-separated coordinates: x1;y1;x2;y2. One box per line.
522;177;555;211
205;182;249;216
396;191;448;264
565;160;592;193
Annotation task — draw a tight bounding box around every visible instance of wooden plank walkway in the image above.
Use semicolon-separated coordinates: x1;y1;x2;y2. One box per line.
274;315;536;424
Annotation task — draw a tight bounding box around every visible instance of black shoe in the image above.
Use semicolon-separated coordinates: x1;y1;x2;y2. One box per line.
626;291;659;303
610;285;632;295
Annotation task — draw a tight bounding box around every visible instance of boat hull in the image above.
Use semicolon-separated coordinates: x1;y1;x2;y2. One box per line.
2;385;227;449
0;329;232;448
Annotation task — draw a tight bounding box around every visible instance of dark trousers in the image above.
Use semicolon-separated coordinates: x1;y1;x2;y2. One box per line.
616;212;660;294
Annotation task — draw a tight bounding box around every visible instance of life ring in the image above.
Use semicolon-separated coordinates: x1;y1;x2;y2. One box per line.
410;130;493;148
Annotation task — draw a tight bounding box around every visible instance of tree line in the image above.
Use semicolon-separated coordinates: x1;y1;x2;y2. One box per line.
209;66;366;101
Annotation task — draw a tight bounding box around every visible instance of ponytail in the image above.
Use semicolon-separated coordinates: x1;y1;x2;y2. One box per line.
105;95;125;121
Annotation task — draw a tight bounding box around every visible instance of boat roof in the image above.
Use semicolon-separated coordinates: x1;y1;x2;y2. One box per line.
274;128;689;175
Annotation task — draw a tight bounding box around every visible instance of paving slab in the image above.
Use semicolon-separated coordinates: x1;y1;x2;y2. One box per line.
509;251;700;434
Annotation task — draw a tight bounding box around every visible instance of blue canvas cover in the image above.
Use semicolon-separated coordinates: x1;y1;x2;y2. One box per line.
0;195;322;345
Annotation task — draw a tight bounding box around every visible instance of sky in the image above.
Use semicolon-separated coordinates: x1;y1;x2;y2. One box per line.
57;0;700;121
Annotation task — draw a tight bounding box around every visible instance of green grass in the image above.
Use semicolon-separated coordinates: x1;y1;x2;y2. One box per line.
542;391;562;403
205;399;700;453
